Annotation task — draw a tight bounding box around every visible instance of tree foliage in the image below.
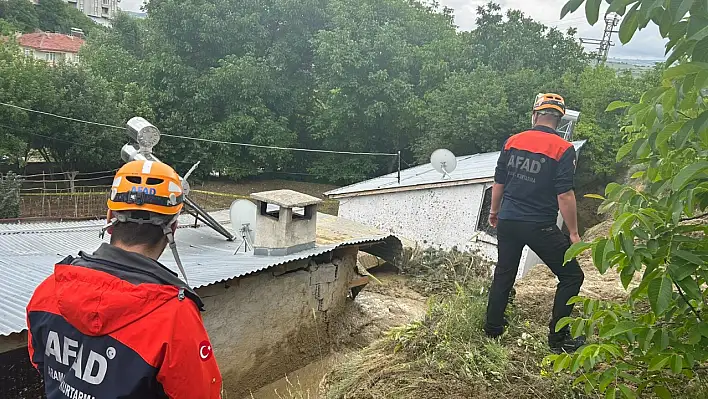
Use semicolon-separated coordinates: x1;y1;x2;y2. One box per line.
0;171;21;218
0;42;125;172
0;0;661;185
549;1;708;398
0;0;97;35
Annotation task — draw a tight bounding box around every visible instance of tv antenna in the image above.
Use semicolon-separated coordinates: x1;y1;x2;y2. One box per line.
229;199;257;253
430;149;457;179
121;117;235;241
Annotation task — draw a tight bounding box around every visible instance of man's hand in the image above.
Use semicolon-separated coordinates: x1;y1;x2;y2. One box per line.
569;232;581;244
488;212;498;228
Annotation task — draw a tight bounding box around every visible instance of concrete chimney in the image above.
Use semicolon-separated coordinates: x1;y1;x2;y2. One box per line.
251;190;322;256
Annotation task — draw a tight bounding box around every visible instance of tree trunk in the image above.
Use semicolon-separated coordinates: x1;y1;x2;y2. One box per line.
64;171;78;193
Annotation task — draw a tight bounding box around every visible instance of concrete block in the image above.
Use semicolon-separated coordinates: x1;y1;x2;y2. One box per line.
310;264;337;285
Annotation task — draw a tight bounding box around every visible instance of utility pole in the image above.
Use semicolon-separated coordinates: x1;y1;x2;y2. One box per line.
580;13;620;65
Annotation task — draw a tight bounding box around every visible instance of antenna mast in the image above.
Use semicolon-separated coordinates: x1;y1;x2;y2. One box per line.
580;13;620;65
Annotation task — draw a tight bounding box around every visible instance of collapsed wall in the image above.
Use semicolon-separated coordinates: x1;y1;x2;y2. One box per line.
197;246;358;397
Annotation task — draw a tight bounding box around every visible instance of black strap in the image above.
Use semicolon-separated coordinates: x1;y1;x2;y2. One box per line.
112;191;183;207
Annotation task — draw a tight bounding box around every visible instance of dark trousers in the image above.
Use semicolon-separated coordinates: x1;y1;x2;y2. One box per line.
485;219;584;337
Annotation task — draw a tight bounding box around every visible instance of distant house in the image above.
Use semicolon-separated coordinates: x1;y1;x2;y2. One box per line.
327;115;585;281
17;31;85;65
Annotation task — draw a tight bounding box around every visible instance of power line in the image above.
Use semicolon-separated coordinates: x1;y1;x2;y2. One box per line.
159;133;398;156
0;123;99;148
0;101;399;157
0;102;124;130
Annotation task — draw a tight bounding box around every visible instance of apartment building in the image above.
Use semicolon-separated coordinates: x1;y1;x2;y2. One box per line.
59;0;120;26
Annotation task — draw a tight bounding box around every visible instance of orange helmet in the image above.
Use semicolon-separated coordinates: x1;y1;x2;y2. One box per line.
107;160;184;215
533;93;566;116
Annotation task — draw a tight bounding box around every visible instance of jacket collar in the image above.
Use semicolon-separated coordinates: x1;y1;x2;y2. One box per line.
73;243;204;310
532;125;558;134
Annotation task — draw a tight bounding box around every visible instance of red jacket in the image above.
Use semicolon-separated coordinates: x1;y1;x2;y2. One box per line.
26;244;223;399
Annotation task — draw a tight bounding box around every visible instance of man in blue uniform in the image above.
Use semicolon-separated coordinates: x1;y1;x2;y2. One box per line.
485;93;585;353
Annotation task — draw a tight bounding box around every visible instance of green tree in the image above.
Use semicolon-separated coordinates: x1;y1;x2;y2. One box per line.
41;64;125;170
36;0;96;34
561;65;662;185
549;1;708;398
307;0;463;181
411;67;512;160
0;43;123;172
0;0;96;34
469;2;589;75
0;171;22;218
77;0;648;186
0;0;39;32
0;41;56;167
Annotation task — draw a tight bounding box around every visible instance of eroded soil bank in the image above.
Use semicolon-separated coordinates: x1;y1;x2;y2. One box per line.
244;273;427;399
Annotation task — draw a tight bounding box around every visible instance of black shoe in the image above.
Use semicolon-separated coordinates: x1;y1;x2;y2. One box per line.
549;333;585;353
484;323;506;339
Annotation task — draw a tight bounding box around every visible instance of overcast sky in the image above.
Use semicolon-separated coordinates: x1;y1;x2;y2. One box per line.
439;0;666;59
119;0;667;60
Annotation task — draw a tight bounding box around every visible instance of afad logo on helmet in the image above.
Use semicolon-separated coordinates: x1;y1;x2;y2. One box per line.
130;185;157;195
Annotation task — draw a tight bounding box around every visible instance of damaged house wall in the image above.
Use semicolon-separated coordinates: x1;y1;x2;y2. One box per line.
196;246;358;397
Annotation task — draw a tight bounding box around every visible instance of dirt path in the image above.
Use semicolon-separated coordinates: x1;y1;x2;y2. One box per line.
246;273;427;399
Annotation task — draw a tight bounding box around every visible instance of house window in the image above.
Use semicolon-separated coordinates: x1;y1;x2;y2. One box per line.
46;52;56;63
23;48;31;57
477;186;497;237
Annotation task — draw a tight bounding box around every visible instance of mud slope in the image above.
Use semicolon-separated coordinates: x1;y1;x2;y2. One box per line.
246;274;426;399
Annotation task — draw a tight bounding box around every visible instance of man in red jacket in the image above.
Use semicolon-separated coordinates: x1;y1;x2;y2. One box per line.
26;160;223;398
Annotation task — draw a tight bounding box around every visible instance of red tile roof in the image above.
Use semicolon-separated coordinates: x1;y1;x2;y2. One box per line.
17;32;84;53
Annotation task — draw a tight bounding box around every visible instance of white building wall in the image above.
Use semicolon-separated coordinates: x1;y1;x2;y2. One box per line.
338;185;486;253
22;48;80;64
337;183;563;280
64;0;118;26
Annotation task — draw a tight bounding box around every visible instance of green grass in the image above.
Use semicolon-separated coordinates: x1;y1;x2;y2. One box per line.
322;248;576;399
322;247;708;399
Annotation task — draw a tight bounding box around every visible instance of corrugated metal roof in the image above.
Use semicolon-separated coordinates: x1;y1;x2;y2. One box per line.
0;212;393;336
326;140;587;198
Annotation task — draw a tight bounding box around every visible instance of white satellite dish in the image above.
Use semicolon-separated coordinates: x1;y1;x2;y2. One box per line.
430;149;457;179
229;199;257;252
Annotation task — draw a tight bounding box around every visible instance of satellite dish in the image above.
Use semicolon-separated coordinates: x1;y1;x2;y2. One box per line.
430;149;457;179
229;199;257;252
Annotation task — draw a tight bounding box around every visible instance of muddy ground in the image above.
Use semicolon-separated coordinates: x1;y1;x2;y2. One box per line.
245;218;626;398
245;272;427;399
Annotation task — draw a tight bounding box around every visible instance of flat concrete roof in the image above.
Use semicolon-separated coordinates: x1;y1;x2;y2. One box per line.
251;189;322;207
